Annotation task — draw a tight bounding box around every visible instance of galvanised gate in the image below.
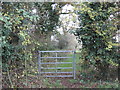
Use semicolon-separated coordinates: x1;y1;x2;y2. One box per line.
38;50;76;79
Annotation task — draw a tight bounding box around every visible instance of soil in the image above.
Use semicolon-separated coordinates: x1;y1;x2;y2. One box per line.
50;77;85;88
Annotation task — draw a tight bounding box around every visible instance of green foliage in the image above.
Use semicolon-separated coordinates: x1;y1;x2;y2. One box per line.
1;2;61;70
34;3;60;33
74;2;119;80
69;79;78;83
1;2;62;88
97;81;118;88
1;3;39;71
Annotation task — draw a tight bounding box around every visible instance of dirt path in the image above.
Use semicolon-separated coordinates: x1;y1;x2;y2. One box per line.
51;77;85;88
60;79;83;88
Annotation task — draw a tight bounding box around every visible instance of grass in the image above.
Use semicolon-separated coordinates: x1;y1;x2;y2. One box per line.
42;78;66;88
69;79;79;83
41;77;119;88
58;54;79;71
40;52;89;75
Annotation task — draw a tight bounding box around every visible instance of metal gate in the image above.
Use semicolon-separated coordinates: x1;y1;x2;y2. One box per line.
38;50;76;79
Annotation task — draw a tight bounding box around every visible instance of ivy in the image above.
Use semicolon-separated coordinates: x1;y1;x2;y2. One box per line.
1;3;39;71
74;2;119;80
1;2;61;73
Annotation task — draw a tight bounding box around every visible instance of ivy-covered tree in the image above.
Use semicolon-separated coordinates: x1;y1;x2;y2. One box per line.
1;2;63;87
74;2;120;80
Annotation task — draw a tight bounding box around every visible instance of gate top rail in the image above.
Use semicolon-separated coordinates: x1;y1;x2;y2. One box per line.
38;50;75;53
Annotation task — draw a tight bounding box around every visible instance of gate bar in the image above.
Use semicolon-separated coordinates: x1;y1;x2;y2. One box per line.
43;75;73;77
41;62;72;64
40;57;72;58
41;67;73;69
39;50;74;52
40;72;73;74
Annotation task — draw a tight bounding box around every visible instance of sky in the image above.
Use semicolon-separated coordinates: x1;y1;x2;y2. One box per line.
57;4;79;34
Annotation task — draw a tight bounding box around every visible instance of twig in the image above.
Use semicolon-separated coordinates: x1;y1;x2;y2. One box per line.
24;46;28;87
7;67;14;88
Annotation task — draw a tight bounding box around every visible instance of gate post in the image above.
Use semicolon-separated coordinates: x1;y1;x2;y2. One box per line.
73;51;76;79
55;52;58;74
38;51;41;75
